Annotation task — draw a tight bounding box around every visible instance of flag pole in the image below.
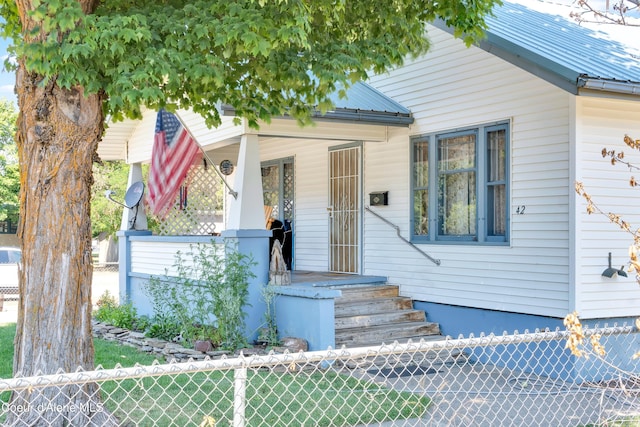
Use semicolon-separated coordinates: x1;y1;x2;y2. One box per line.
174;111;238;199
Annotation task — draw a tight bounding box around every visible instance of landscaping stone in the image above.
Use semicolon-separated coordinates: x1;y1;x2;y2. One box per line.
206;350;232;358
280;336;308;352
126;338;146;346
194;340;214;352
181;348;205;356
91;320;307;363
145;338;168;348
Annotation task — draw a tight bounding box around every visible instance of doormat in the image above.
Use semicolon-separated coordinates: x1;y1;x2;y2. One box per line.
368;365;440;378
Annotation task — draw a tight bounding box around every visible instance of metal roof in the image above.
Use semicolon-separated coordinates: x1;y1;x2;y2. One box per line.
435;1;640;96
320;81;413;125
222;80;414;126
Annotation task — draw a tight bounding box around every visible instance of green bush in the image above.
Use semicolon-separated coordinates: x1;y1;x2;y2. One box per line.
144;313;183;342
257;284;280;347
93;291;139;330
145;242;256;350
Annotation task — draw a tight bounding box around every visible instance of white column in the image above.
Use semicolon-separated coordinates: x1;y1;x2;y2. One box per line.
120;163;148;231
227;134;266;230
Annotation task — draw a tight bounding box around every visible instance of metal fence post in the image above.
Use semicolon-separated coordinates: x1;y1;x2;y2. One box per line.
234;367;247;427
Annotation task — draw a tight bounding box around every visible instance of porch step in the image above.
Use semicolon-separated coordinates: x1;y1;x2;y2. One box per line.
334;284;442;348
334;284;399;302
335;297;414;317
335;322;441;348
335;308;426;329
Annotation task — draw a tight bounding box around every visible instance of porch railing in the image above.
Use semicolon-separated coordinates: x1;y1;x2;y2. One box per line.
365;206;441;265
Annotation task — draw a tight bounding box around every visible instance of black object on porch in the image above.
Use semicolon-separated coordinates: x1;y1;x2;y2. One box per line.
268;219;292;270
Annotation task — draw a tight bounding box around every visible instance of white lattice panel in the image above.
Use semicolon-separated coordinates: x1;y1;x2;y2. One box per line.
152;164;224;236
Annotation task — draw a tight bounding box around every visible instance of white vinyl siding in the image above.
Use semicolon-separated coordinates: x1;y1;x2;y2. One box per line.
130;239;225;277
575;96;640;319
365;25;572;317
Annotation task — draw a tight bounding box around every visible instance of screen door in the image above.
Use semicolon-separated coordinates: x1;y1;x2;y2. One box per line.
328;145;361;273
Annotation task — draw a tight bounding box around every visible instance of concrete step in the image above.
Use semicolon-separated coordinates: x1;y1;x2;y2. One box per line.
335;284;399;302
335;321;441;347
342;334;451;350
335;309;426;330
335;296;414;317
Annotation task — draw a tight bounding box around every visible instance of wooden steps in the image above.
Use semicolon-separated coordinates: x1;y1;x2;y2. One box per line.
334;284;442;347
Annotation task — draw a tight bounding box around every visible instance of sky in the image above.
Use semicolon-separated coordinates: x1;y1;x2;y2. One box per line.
0;36;14;105
0;0;637;106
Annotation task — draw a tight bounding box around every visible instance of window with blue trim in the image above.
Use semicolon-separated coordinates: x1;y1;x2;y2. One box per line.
411;122;509;244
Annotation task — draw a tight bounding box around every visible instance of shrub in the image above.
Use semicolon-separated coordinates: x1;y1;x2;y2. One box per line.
93;291;138;330
145;242;256;350
144;313;183;342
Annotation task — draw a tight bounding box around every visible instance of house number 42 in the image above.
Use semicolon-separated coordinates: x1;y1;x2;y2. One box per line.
515;205;526;215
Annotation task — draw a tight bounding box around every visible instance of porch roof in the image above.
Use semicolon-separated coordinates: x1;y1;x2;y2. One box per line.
222;81;414;126
98;80;412;161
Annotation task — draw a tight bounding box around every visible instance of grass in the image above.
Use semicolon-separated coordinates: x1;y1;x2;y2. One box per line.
0;324;430;426
584;421;640;427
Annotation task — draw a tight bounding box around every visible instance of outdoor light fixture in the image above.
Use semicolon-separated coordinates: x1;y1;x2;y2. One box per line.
602;252;628;278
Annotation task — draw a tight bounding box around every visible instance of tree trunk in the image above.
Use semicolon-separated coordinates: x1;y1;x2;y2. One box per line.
5;56;118;427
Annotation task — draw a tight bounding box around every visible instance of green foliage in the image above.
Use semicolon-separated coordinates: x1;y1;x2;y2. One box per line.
144;313;182;342
91;160;129;238
93;291;139;330
0;100;18;224
2;0;497;129
146;242;256;350
257;284;280;347
90;161;161;236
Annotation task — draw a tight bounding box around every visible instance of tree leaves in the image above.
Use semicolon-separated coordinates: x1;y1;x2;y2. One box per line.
5;0;498;128
0;99;18;223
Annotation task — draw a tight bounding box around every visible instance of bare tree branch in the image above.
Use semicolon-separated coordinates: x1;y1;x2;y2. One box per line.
572;0;640;26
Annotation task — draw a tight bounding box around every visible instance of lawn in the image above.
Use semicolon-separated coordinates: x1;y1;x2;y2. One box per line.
0;324;429;426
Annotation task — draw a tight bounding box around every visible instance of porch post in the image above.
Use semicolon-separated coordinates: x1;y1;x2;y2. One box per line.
223;133;270;343
120;163;148;231
227;133;266;230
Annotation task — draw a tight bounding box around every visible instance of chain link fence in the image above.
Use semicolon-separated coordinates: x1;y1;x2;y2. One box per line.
1;326;639;426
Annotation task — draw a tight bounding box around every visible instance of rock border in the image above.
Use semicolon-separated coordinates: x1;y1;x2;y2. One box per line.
92;321;308;363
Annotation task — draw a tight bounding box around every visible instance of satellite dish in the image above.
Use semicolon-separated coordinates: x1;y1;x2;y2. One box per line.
124;181;145;208
105;181;145;209
105;181;145;230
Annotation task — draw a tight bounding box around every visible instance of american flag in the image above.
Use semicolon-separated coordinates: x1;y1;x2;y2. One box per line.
147;109;201;218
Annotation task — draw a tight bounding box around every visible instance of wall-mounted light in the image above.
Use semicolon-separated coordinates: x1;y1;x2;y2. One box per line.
602;252;628;278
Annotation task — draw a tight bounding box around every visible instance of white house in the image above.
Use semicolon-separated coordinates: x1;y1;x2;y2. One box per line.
100;2;640;359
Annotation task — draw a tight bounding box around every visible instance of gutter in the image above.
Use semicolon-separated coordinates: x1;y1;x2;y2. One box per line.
311;109;414;127
578;77;640;96
221;105;414;127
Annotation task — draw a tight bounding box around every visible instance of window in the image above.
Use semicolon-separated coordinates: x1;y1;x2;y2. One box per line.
411;122;509;244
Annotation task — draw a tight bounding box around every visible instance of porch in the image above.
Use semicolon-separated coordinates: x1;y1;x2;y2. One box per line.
117;227;440;350
288;270;386;286
275;271;441;350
